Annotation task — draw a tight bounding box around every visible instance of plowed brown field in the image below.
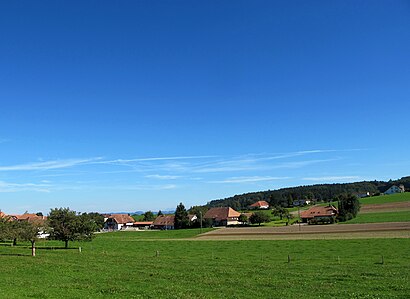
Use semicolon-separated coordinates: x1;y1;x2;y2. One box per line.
196;222;410;240
360;201;410;213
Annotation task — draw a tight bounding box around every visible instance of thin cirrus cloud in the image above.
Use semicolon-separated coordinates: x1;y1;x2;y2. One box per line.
0;181;51;193
0;158;102;171
303;176;361;182
145;174;181;180
209;176;291;184
0;149;353;178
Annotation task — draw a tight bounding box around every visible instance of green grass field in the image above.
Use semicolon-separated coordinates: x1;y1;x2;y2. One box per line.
1;231;409;298
343;211;410;224
360;192;410;205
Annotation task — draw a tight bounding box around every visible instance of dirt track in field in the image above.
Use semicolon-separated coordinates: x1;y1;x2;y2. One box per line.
195;222;410;240
360;201;410;213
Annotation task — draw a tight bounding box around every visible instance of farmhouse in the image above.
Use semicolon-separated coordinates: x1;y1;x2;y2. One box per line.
249;201;270;209
152;215;175;230
10;213;46;225
133;221;153;229
300;205;338;224
384;185;405;195
204;207;241;226
104;214;135;231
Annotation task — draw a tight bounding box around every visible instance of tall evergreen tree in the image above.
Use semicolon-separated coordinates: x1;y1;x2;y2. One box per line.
174;203;189;229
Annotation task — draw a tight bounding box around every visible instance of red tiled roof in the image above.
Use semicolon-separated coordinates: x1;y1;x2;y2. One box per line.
152;215;175;226
250;201;270;208
133;221;153;225
204;207;241;221
108;214;135;224
10;213;46;225
300;205;338;219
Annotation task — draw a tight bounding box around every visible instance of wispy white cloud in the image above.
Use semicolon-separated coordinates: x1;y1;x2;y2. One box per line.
303;176;360;182
127;184;177;190
272;158;340;169
0;181;51;193
145;174;181;180
209;176;290;184
0;158;102;172
0;138;9;144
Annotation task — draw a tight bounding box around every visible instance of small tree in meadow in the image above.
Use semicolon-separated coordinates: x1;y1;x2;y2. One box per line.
337;194;361;222
249;212;271;226
238;214;248;225
48;208;97;248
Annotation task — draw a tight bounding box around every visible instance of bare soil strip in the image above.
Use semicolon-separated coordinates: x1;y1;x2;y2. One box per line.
195;222;410;240
360;201;410;213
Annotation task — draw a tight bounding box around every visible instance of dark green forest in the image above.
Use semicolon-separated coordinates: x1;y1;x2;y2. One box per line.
206;176;410;211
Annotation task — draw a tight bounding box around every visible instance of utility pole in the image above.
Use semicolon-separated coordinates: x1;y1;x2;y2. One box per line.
298;205;301;231
200;211;203;234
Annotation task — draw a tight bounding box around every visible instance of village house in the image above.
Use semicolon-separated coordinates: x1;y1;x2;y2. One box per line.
204;207;241;226
292;199;312;207
3;212;49;238
249;200;270;209
152;215;175;230
384;185;405;195
300;205;338;224
133;221;153;229
104;214;135;231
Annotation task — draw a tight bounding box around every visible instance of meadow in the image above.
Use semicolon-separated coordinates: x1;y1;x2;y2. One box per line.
1;230;409;299
359;192;410;205
343;211;410;224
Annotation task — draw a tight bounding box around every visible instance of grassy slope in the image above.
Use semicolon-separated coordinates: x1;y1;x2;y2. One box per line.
343;211;410;224
360;192;410;205
0;232;409;299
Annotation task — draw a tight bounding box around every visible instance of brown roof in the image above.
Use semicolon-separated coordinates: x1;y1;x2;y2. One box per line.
204;207;241;221
250;201;270;208
133;221;153;225
108;214;135;224
11;213;46;225
300;205;338;219
152;215;175;226
0;211;5;218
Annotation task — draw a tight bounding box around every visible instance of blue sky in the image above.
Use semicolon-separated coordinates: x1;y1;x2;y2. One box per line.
1;1;409;214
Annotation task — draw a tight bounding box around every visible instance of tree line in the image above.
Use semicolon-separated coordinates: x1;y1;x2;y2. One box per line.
206;176;410;210
0;208;104;256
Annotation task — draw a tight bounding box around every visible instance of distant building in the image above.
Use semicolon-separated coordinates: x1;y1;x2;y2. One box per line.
104;214;135;231
300;205;338;224
292;199;312;207
249;201;270;209
384;185;405;195
133;221;153;229
354;192;371;198
152;215;175;230
204;207;241;226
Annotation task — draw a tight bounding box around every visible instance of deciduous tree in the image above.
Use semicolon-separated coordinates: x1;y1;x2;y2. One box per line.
249;212;271;226
48;208;96;248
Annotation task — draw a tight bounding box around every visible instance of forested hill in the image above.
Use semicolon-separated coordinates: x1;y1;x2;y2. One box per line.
206;176;410;211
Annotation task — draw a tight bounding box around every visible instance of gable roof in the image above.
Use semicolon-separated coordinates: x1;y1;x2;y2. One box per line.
133;221;153;225
108;214;135;224
300;205;338;219
152;215;175;226
204;207;241;221
250;201;270;208
10;213;46;225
